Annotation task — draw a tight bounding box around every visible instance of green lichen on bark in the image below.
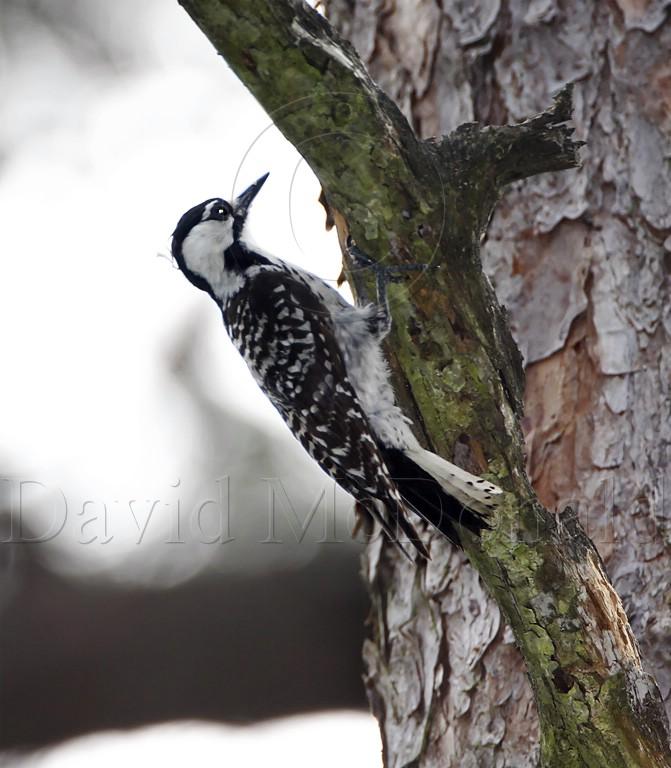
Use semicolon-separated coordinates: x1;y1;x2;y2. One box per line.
177;1;671;765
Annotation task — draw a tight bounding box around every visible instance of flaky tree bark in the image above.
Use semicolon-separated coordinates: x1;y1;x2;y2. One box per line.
176;1;671;765
324;1;671;765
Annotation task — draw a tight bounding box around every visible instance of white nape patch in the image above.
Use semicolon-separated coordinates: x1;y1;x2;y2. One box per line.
181;219;237;299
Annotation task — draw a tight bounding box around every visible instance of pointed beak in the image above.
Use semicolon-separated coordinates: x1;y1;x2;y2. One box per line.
234;172;269;221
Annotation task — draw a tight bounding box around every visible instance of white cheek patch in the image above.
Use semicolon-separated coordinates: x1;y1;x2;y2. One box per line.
181;219;234;292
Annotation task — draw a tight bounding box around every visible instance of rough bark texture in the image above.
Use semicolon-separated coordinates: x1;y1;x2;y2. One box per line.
325;1;671;765
176;1;671;765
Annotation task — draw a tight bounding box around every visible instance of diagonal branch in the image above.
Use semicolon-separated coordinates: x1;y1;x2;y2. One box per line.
177;1;671;766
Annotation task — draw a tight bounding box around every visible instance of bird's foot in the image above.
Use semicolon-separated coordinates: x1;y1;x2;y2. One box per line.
346;237;435;334
346;237;433;285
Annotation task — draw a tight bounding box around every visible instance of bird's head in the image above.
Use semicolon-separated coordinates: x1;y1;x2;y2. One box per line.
171;173;269;296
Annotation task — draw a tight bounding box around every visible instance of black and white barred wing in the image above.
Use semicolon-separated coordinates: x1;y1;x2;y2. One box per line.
224;269;425;553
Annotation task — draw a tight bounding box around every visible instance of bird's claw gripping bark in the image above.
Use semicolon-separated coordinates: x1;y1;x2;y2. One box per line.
346;237;433;305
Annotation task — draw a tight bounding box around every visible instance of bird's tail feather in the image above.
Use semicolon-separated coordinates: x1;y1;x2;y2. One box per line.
404;447;504;517
380;447;503;548
364;498;429;561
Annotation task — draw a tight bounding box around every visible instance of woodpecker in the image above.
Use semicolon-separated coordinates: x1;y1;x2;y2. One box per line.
171;173;503;557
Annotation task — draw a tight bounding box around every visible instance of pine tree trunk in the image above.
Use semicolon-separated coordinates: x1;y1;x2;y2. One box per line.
177;1;671;764
325;1;671;764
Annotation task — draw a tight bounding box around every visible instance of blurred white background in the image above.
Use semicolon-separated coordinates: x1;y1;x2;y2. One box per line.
0;0;356;580
8;713;381;768
0;0;379;763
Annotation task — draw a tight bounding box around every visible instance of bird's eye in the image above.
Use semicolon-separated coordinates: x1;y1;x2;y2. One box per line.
217;208;225;216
